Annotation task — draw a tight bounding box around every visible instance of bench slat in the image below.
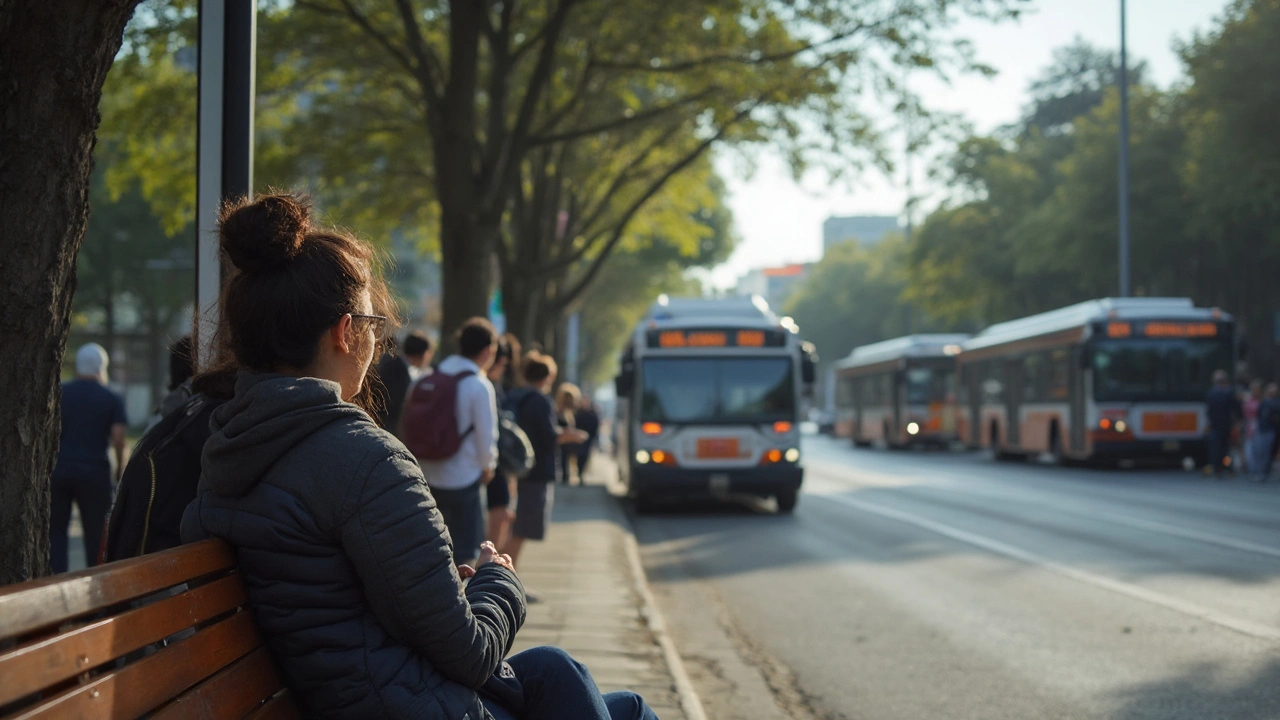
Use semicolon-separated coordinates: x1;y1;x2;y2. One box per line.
0;573;247;707
6;609;261;720
243;690;302;720
149;646;285;720
0;540;236;639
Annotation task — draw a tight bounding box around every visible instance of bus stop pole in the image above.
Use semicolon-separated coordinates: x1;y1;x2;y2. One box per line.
196;0;256;367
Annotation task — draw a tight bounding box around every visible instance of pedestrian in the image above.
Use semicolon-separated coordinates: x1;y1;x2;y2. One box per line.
486;338;517;549
556;383;581;484
1205;369;1242;478
372;330;433;432
410;318;500;566
144;335;195;432
504;353;588;575
1251;383;1280;483
1241;379;1263;472
181;192;658;720
51;343;128;573
574;396;602;481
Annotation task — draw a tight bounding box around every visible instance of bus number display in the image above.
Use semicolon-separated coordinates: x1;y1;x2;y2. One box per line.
648;328;784;348
1105;321;1219;339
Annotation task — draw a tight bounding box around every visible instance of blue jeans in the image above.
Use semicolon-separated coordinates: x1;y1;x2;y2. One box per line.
1248;431;1275;477
483;646;659;720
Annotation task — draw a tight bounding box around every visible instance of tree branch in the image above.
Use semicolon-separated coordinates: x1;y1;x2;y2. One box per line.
530;87;718;146
389;0;446;109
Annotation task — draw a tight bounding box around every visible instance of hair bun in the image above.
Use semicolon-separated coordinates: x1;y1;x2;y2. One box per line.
219;193;311;273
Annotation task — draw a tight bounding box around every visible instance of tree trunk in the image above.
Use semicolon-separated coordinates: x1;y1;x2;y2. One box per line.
438;208;494;354
0;0;141;584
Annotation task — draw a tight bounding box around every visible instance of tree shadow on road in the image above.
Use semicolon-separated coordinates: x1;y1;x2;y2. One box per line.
1106;657;1280;720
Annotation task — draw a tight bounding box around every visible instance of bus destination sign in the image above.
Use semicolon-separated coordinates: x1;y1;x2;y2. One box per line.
1105;321;1220;339
646;328;786;349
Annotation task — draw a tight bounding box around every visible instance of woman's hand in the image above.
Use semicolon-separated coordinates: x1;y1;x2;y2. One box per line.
477;541;515;573
457;564;476;579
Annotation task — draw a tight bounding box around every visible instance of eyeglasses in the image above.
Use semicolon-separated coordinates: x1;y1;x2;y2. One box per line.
349;313;389;340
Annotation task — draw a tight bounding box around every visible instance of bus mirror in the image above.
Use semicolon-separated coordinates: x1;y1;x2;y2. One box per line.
616;370;634;397
800;342;818;384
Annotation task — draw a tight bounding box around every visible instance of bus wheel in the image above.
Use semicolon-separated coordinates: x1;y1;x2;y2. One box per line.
775;489;799;513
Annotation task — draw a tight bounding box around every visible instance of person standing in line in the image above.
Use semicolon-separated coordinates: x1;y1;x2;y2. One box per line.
486;338;517;550
1205;369;1242;478
556;383;581;484
573;396;601;482
372;330;433;432
417;319;499;566
505;353;588;575
1241;379;1263;472
144;335;196;432
51;343;128;572
1251;383;1279;483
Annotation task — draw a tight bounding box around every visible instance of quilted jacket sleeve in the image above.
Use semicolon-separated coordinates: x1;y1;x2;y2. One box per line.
339;450;526;688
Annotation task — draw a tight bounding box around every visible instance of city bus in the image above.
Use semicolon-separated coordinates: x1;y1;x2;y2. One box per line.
958;298;1234;464
832;334;969;448
614;296;817;512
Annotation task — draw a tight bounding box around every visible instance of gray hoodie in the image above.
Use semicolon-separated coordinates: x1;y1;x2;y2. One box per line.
182;373;525;720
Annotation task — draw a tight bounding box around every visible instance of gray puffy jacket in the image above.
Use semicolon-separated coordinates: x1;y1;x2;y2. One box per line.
182;373;525;719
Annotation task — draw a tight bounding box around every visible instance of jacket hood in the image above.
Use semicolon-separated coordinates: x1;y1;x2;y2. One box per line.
203;373;367;497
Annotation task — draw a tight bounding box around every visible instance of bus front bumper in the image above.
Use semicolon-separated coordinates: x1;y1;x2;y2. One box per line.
630;463;803;499
1091;437;1208;461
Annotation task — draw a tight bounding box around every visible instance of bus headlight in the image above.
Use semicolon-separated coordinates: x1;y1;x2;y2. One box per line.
635;450;651;465
784;448;800;463
1115;420;1127;433
907;422;920;436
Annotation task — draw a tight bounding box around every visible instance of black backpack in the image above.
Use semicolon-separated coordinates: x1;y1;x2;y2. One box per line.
497;409;535;479
102;394;224;562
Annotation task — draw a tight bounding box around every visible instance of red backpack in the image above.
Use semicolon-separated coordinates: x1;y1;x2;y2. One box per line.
400;370;476;461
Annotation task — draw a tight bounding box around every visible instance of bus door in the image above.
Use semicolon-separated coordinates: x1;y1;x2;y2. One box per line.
893;369;905;444
1004;357;1023;447
1069;345;1086;453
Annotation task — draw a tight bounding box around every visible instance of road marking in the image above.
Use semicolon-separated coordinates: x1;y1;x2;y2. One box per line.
823;493;1280;642
808;459;1280;560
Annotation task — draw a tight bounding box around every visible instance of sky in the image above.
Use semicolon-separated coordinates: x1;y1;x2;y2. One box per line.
708;0;1231;289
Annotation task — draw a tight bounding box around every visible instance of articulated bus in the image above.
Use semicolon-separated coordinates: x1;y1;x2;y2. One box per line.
614;296;817;512
958;298;1234;464
833;335;969;448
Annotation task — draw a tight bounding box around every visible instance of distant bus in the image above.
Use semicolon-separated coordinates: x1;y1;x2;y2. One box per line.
614;296;817;512
832;334;969;448
958;298;1233;464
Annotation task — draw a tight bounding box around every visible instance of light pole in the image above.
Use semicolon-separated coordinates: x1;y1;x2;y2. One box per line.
1118;0;1132;298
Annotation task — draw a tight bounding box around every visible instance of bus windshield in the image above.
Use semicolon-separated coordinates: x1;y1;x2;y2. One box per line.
905;366;955;405
1092;337;1232;402
641;357;795;424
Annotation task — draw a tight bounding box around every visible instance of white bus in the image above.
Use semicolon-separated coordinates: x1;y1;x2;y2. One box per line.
832;334;969;448
958;298;1234;464
614;296;817;512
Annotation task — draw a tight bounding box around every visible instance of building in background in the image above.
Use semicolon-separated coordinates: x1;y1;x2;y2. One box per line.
822;215;899;254
734;263;811;310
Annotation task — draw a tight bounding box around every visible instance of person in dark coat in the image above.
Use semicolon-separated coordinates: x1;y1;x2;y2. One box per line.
373;330;433;431
181;192;657;720
1205;369;1242;477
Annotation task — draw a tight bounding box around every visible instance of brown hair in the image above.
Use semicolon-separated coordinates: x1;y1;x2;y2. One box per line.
208;193;398;409
522;351;558;385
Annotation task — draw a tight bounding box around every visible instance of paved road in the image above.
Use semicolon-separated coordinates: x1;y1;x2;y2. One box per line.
632;436;1280;720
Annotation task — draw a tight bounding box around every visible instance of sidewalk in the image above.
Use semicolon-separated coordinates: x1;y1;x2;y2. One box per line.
509;463;700;720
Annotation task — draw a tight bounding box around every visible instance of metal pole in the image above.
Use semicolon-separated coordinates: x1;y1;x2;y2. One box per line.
195;0;256;368
1117;0;1131;298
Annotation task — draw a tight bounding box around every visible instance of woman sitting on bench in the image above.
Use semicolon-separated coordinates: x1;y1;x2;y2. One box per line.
182;193;657;720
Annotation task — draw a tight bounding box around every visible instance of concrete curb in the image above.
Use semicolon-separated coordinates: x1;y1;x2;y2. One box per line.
620;518;708;720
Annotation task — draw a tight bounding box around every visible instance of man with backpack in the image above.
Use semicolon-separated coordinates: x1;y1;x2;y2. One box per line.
403;318;499;565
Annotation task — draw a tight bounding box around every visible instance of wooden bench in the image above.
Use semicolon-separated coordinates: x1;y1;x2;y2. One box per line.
0;539;300;719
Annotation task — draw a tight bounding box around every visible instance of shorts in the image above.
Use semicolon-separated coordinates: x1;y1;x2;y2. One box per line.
487;473;511;510
429;479;485;562
511;479;554;541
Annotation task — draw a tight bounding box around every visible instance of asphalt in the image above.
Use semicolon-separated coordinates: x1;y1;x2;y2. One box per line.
630;435;1280;720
